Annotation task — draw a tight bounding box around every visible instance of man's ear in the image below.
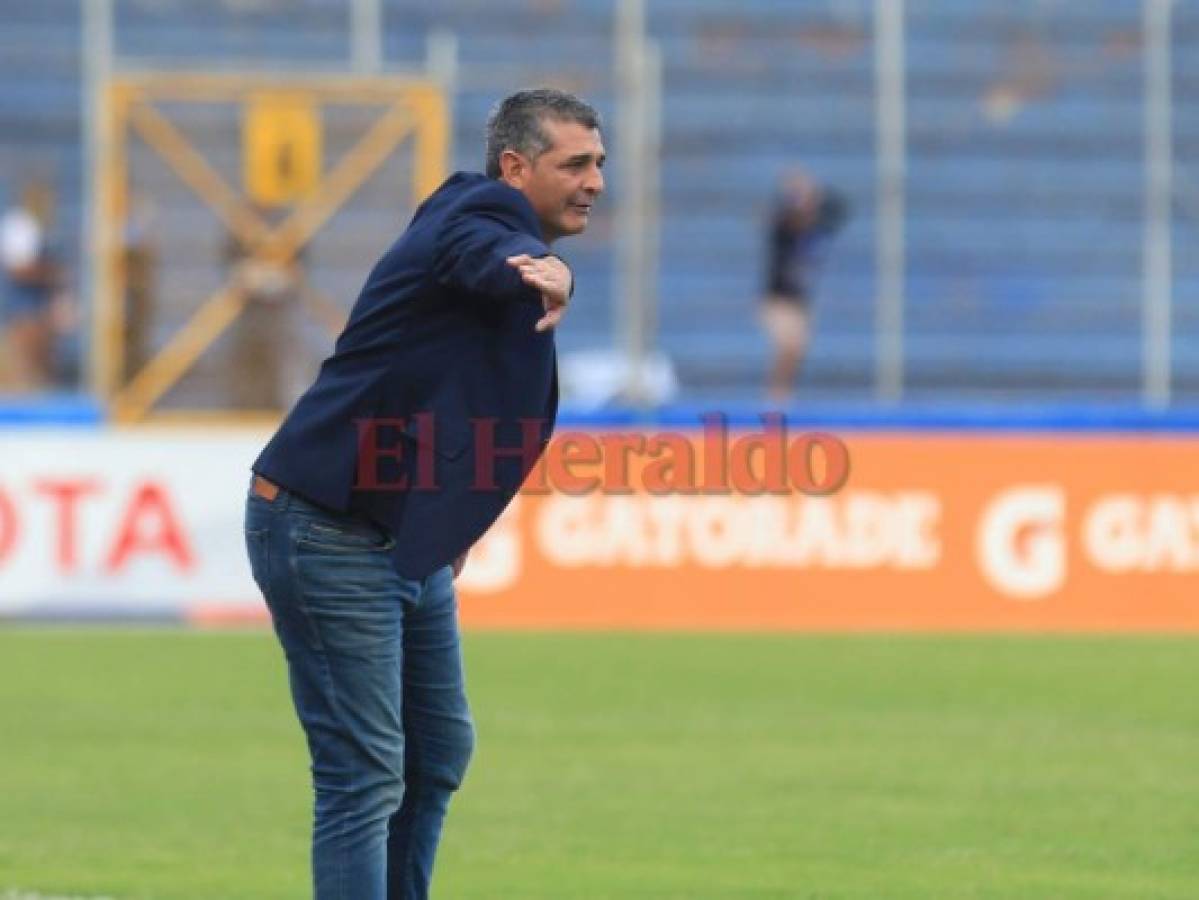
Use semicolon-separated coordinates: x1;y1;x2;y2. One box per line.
499;149;528;188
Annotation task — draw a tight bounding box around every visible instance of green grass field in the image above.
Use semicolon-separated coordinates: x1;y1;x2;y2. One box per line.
1;630;1197;899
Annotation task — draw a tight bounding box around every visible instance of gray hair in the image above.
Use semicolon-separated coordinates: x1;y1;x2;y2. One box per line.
484;88;601;179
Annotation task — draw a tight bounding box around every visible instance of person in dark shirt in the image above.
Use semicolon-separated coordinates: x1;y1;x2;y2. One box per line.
760;169;848;402
244;89;602;899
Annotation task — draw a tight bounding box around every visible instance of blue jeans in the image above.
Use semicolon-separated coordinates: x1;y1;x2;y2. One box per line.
243;477;474;899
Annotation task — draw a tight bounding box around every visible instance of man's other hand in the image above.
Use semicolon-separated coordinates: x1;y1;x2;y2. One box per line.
506;254;572;332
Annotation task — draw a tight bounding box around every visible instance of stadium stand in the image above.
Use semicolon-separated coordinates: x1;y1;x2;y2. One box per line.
1;0;1195;408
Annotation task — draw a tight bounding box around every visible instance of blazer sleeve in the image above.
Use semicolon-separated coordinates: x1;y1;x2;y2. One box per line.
432;188;557;303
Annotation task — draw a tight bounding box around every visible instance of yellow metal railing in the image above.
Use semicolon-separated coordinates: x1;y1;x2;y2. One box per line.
94;73;448;424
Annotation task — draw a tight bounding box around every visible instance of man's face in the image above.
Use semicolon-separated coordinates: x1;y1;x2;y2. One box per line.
501;118;606;242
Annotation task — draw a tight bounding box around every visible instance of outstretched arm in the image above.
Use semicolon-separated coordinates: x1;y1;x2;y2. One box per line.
506;253;573;332
433;186;575;329
433;190;549;298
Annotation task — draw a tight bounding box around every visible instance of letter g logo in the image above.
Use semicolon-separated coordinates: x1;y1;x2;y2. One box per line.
976;486;1066;600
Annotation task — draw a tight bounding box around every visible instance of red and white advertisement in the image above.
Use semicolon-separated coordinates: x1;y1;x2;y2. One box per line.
0;429;264;618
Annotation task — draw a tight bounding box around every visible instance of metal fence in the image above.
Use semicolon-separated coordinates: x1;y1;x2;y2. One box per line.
1;0;1189;408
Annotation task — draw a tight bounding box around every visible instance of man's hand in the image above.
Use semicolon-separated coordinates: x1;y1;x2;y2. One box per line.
506;254;572;332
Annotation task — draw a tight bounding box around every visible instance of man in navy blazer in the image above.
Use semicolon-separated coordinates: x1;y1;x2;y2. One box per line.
243;89;604;899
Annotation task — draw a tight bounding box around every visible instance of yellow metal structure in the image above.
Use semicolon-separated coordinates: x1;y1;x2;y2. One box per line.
93;73;449;424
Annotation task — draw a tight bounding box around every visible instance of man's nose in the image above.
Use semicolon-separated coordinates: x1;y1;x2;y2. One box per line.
584;166;604;195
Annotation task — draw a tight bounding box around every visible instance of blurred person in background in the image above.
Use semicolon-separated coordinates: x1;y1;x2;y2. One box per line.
760;168;848;403
244;88;602;899
122;193;158;382
222;205;306;410
0;180;65;390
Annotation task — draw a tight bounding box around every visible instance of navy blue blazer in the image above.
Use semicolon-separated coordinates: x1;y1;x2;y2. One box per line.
252;172;562;579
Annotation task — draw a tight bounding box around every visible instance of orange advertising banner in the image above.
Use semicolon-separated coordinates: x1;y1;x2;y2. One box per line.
456;432;1199;631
